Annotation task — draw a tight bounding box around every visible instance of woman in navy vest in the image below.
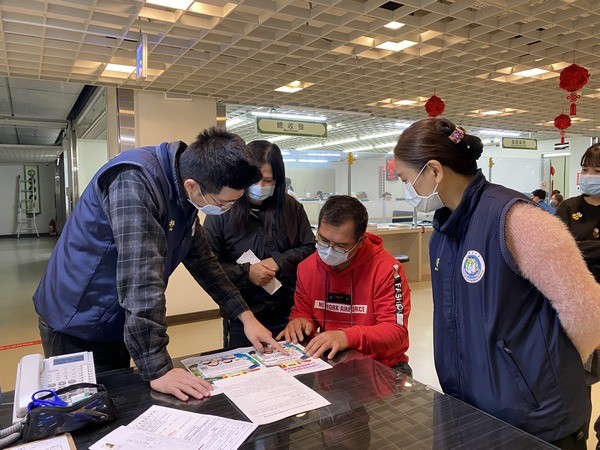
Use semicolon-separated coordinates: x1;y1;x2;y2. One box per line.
393;117;600;449
204;140;315;348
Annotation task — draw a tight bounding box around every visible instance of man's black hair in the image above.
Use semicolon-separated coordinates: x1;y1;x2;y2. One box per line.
532;189;547;200
318;195;368;241
179;127;261;193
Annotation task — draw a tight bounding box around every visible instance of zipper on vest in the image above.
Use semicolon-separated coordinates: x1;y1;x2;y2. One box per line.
450;237;464;397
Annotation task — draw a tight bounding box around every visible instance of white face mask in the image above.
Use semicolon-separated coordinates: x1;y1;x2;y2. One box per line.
315;239;360;267
579;174;600;196
316;243;349;266
403;164;445;213
248;184;275;202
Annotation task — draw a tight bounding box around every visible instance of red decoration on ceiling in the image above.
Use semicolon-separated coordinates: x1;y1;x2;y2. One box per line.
554;113;571;144
425;95;445;117
558;64;590;115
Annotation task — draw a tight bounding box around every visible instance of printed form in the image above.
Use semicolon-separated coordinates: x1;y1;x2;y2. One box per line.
89;405;257;450
214;366;330;425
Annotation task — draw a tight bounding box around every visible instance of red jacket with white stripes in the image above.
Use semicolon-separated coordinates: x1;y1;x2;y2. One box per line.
291;232;410;366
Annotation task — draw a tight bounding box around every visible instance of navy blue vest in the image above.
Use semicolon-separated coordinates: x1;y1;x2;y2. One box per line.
430;170;589;442
33;142;198;342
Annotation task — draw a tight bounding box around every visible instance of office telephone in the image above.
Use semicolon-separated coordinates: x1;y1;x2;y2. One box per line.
12;352;96;423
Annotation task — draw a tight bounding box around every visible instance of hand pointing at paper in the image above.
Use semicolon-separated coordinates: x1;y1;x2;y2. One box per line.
239;310;286;354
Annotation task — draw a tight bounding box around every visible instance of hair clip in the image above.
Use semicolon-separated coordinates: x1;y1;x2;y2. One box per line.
449;126;466;144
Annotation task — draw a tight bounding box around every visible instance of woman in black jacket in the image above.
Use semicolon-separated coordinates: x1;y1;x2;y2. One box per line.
204;140;315;348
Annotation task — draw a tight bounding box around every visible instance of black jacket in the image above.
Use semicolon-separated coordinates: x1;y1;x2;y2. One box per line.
204;195;315;322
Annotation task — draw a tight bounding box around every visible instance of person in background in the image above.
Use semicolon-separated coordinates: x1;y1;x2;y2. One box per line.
285;176;298;199
394;117;600;449
382;192;392;201
551;193;564;209
555;143;600;448
33;128;283;401
204;140;315;348
532;189;555;214
278;195;412;376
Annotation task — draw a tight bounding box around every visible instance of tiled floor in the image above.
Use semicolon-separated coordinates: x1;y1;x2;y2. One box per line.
0;236;598;448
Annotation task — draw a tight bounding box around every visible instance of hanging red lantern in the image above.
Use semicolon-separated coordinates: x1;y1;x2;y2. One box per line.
559;64;590;115
425;95;445;117
554;113;571;144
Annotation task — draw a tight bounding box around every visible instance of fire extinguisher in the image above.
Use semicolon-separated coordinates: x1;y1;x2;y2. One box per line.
49;219;58;237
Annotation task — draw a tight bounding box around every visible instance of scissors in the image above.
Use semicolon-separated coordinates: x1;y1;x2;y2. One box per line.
27;389;68;411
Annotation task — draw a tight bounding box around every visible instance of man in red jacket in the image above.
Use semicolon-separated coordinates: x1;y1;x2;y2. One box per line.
277;195;411;375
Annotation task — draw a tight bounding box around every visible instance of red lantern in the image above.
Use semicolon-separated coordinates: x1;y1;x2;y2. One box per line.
554;113;571;144
559;64;590;115
425;95;445;117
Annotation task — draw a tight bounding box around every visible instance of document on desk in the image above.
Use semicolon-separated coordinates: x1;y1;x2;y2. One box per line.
7;433;75;450
214;366;330;425
181;342;331;394
236;249;282;294
89;405;257;450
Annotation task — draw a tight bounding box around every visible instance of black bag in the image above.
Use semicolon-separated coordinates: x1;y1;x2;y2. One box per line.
22;383;117;443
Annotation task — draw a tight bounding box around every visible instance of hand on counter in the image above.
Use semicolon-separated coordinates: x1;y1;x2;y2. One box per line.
149;368;213;401
304;330;348;360
276;318;315;344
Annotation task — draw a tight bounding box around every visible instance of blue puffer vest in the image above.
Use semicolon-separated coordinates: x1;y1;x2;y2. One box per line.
33;142;197;342
430;170;590;442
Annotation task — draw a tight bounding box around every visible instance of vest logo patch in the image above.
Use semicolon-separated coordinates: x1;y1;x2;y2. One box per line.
169;219;175;231
462;250;485;284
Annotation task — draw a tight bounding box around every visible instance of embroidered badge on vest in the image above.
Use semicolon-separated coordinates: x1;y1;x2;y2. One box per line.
462;250;485;283
169;219;175;231
571;212;582;221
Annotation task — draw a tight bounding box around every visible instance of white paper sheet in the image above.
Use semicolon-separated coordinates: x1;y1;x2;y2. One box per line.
236;249;282;294
89;406;257;450
214;366;330;425
89;426;197;450
8;434;74;450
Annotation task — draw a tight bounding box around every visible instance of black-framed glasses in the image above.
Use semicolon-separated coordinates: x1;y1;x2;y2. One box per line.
315;238;359;256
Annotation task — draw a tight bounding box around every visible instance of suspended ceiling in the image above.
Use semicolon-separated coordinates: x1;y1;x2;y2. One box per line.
0;0;599;159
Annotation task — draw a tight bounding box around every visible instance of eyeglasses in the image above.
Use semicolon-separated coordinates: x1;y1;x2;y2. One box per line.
315;238;359;255
198;184;243;211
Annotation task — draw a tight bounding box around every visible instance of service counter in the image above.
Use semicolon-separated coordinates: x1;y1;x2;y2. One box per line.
0;351;556;449
370;225;433;282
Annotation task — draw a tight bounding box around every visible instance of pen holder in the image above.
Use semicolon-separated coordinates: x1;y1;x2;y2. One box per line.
22;383;117;443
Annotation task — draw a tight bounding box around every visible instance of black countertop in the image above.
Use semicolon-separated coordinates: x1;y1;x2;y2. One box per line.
0;351;556;449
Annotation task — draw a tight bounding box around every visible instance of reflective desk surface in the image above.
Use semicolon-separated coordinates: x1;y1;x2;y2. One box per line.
0;351;556;449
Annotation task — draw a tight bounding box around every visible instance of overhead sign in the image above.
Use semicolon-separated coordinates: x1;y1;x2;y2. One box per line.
502;137;537;150
256;118;327;138
136;34;147;80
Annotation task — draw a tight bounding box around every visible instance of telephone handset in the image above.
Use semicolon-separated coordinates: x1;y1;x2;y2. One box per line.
12;351;96;423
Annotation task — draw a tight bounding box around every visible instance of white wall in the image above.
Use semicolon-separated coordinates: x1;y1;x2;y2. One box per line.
76;139;108;195
0;164;55;236
133;91;218;315
478;145;543;193
135;92;217;146
285;164;336;197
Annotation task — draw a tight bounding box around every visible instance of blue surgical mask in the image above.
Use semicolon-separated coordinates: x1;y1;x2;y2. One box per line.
579;174;600;196
248;184;275;202
403;164;444;213
188;198;227;216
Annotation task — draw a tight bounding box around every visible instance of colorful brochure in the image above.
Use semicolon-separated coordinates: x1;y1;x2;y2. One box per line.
181;342;331;394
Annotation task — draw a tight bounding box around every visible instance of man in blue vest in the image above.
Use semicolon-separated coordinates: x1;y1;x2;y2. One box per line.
33;127;283;401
